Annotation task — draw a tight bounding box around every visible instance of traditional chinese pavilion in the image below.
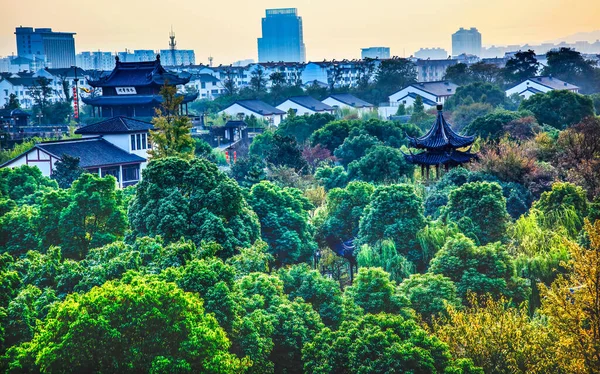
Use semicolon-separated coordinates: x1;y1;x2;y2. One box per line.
82;55;197;118
405;104;476;179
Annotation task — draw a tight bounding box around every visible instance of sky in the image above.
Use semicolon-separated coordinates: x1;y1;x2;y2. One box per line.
1;0;599;65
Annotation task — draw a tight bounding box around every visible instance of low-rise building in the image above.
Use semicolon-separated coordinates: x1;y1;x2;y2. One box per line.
388;81;458;109
505;76;579;99
276;96;335;115
321;93;374;115
219;100;286;127
1;116;154;187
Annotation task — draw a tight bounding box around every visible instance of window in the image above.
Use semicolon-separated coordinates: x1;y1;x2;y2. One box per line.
131;134;136;150
136;134;141;150
141;133;147;149
201;82;206;89
122;165;139;182
101;166;120;181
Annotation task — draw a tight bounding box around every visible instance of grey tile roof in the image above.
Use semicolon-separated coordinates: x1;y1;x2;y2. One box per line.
75;116;154;135
233;100;286;115
36;138;145;168
326;94;373;108
408;109;474;150
395;93;437;106
527;76;579;90
409;81;458;97
284;96;334;112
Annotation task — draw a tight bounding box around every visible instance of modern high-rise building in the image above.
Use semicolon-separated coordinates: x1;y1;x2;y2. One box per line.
76;51;115;71
414;47;449;60
361;47;390;59
452;27;482;57
258;8;306;63
15;26;76;68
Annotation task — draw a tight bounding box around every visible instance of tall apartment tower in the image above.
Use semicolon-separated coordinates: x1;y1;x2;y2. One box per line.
361;47;390;59
258;8;306;63
452;27;482;57
15;26;76;68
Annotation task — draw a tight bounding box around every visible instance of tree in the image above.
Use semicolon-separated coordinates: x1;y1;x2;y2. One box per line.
519;89;595;129
30;77;52;119
532;182;588;236
247;181;316;266
450;102;494;132
44;101;73;124
277;112;335;144
51;154;85;188
6;275;247;373
229;155;267;188
3;94;19;110
303;313;479;374
333;134;381;167
348;146;415;184
129;157;260;258
429;234;528;302
540;219;600;373
250;132;307;172
148;84;195;159
58;173;128;259
0;205;40;256
0;165;57;203
375;58;417;99
344;267;411;315
277;264;344;327
250;66;268;95
314;166;349;191
433;295;560;374
222;67;237;96
544;47;598;93
398;273;461;322
310;119;358;152
357;184;426;265
443;181;510;244
444;63;472;85
356;240;414;283
502;50;539;85
317;181;374;248
445;82;507;109
465;109;523;139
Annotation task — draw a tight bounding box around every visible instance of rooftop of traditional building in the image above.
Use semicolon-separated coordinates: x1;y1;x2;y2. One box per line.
75;116;154;135
407;104;475;151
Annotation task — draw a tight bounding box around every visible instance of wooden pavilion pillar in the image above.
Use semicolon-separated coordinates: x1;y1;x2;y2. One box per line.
425;166;430;180
435;164;440;179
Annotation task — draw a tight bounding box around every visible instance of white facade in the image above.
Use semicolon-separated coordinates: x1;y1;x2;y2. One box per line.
219;103;284;127
321;97;373;116
277;100;318;115
505;77;580;99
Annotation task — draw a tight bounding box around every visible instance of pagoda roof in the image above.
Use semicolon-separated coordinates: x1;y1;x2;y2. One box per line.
81;93;198;106
407;105;474;150
87;55;191;88
75;116;154;135
404;149;477;166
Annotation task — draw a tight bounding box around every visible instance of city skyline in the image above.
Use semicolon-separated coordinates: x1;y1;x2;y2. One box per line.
1;0;599;65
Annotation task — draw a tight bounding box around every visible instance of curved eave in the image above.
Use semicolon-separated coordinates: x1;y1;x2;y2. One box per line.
405;150;478;166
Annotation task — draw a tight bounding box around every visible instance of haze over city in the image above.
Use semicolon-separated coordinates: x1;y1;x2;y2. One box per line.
1;0;599;64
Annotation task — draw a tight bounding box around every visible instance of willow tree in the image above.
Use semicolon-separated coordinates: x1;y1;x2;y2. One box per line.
148;83;194;160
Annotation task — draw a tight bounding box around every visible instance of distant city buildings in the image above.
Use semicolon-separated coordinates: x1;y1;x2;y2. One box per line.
76;51;114;71
258;8;306;63
15;27;76;68
452;27;482;57
361;47;390;59
414;48;448;60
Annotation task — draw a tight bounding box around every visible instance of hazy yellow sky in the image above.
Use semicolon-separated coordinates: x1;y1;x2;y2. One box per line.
1;0;599;64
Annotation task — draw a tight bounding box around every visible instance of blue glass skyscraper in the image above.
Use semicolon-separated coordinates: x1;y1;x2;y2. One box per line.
258;8;306;63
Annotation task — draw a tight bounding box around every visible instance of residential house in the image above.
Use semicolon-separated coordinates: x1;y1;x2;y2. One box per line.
322;93;374;115
388;81;459;109
505;76;579;99
276;96;335;115
219;100;286;127
1;116;154;187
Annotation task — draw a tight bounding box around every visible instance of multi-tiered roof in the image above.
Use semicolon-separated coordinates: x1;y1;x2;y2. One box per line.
405;104;476;167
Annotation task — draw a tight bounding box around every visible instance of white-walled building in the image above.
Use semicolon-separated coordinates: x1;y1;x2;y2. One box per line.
388;81;458;109
276;96;335;115
505;76;579;99
1;116;154;187
322;94;374;115
219;100;286;127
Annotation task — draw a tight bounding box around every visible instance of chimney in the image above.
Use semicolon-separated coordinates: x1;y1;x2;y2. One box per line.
437;104;443;111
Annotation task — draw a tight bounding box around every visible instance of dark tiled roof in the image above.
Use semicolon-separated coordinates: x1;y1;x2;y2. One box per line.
233;100;286;115
519;87;543;95
81;93;198;106
527;76;579;90
326;94;373;108
405;149;477;166
408;107;475;150
409;81;458;97
0;109;30;118
44;67;88;78
283;96;334;112
395;93;437;106
3;77;43;86
195;73;220;83
36;138;145;168
88;57;191;88
75;116;154;135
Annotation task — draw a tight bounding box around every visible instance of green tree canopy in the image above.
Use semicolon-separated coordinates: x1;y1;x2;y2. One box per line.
276;113;335;144
247;181;316;266
502;50;539;85
348;146;415;184
445;82;507;109
398;272;461;322
51;154;85;189
464;109;523;139
519;89;595;129
129;157;260;258
334;134;381;167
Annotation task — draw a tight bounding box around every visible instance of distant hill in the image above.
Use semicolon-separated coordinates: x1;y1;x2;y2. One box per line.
545;30;600;44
